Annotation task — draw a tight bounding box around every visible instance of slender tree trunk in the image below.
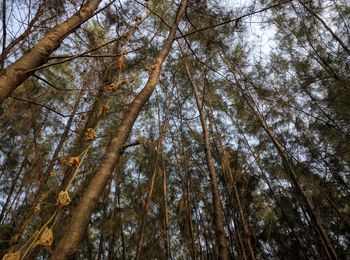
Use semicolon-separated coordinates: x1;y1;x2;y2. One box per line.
169;124;198;259
297;0;350;55
207;94;256;259
185;62;230;260
246;98;338;259
51;2;188;258
224;59;339;260
162;159;171;259
135;117;168;260
242;92;338;259
0;159;26;223
209;118;256;260
1;0;6;70
134;164;159;260
0;2;45;69
0;0;102;102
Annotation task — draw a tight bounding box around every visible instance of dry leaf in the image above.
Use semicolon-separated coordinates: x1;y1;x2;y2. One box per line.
34;204;41;212
120;50;128;55
57;191;71;206
2;251;20;260
34;227;53;247
67;156;80;167
50;171;57;177
106;83;118;92
84;128;96;141
99;104;110;117
116;57;126;71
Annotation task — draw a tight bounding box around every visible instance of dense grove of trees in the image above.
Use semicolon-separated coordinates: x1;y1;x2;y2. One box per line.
0;0;349;259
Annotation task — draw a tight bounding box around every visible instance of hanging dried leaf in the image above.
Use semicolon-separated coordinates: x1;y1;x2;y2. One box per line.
57;191;71;206
120;50;128;55
84;128;96;140
116;57;126;71
98;104;110;117
50;171;57;177
67;156;80;167
34;227;53;247
34;204;41;212
2;251;20;260
106;83;118;92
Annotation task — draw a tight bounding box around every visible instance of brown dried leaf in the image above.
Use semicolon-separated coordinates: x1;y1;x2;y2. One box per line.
2;251;20;260
84;128;96;141
120;50;128;55
34;204;41;213
106;83;118;93
67;156;80;167
34;227;53;247
116;57;126;71
99;104;110;117
57;191;71;206
50;171;57;177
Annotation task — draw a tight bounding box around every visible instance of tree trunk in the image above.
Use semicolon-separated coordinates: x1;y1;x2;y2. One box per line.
185;62;230;260
162;158;171;259
0;0;102;102
50;1;188;258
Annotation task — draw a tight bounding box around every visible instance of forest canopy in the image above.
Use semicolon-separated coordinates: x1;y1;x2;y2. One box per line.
0;0;349;259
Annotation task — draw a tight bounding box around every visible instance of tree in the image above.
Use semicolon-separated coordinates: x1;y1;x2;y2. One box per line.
1;0;349;259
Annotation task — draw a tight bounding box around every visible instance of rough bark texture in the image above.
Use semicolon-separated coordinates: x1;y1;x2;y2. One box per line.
186;63;230;260
51;1;188;258
0;0;102;102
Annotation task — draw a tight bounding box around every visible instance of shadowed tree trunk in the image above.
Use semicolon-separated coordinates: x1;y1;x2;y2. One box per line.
0;0;103;102
227;66;339;260
50;1;188;258
185;61;230;260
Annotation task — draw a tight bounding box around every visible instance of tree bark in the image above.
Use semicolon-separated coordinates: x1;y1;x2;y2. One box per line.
50;1;188;258
185;62;230;260
0;0;102;102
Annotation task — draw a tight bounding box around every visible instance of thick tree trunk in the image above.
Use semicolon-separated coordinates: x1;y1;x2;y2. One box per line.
0;0;102;102
51;1;188;258
185;62;230;260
